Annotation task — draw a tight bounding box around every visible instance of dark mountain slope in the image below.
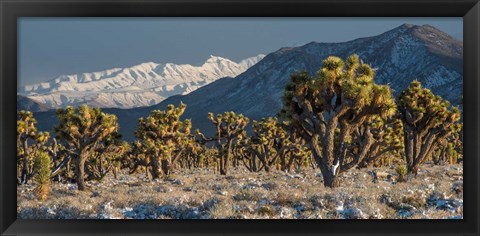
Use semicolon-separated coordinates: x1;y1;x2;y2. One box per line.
31;24;463;140
17;95;50;112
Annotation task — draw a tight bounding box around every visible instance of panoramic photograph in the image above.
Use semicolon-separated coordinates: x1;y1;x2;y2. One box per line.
17;17;463;219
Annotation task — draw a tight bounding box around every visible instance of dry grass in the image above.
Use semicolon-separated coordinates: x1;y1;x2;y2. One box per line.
17;163;463;219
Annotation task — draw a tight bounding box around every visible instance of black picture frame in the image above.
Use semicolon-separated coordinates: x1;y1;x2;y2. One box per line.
1;0;479;235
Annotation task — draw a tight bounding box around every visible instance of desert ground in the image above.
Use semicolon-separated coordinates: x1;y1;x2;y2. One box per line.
17;163;463;219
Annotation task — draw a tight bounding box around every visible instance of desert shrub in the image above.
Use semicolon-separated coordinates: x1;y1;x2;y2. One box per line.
396;165;407;182
33;150;52;201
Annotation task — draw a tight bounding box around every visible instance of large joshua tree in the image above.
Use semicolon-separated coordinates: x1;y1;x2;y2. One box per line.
398;80;461;175
134;103;192;179
281;54;396;187
54;105;119;191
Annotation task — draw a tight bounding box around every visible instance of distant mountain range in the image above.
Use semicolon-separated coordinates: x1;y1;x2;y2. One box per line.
19;54;265;109
23;24;463;141
17;95;50;112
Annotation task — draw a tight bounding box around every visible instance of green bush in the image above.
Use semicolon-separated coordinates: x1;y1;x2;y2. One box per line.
33;150;52;201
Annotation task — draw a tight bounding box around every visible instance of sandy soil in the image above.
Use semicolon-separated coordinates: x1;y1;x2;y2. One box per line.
17;163;463;219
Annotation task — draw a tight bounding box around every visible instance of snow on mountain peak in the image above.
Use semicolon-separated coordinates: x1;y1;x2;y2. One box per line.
239;54;266;68
203;55;233;65
21;54;265;109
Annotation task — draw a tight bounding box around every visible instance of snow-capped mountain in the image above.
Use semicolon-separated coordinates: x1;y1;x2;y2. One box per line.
19;54;265;109
30;24;463;141
238;54;266;68
131;24;463;137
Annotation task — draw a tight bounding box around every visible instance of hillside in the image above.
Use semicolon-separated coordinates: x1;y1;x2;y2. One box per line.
30;24;463;140
20;54;265;109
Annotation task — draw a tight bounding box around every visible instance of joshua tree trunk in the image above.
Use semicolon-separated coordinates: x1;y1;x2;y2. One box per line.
219;157;226;175
161;159;172;177
432;147;447;165
323;170;340;188
321;119;341;188
404;126;443;176
21;138;30;184
150;156;162;179
219;152;230;175
219;140;233;175
75;154;87;191
407;164;419;177
310;134;340;188
280;155;286;172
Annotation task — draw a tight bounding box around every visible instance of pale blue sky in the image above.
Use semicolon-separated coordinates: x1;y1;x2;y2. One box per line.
18;17;462;86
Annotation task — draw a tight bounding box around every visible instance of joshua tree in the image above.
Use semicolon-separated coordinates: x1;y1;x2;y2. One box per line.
86;133;124;181
279;135;311;173
17;110;38;184
197;111;249;175
128;140;153;179
134;103;192;178
50;140;74;182
281;54;396;187
33;150;52;201
356;116;404;168
236;137;261;172
249;117;286;172
54;105;119;191
178;135;207;170
242;117;310;173
431;122;462;165
398;80;461;175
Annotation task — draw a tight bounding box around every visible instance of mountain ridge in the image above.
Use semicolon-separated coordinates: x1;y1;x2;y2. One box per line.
27;24;463;141
20;54;266;109
142;23;463;136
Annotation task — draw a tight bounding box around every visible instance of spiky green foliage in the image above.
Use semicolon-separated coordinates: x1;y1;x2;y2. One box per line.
250;117;286;172
54;105;119;191
432;122;463;165
178;136;217;170
199;111;249;175
17;110;39;184
353;116;404;168
33;150;52;201
128;140;152;179
395;165;407;182
281;54;396;187
86;133;125;180
239;117;310;173
134;103;192;178
398;80;461;175
49;138;74;182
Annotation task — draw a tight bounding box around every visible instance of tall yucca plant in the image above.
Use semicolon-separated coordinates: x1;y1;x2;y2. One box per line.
281;54;396;187
33;150;52;201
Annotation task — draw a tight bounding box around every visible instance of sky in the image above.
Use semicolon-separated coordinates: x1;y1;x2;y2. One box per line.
18;17;462;86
